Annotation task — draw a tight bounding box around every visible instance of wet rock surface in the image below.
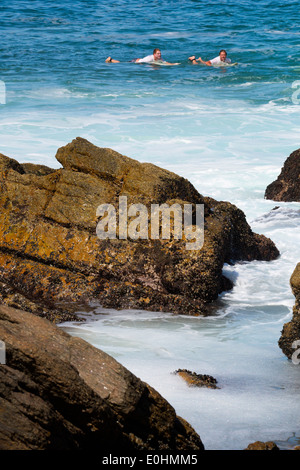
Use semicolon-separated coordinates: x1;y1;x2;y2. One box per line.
279;263;300;360
0;138;279;321
0;304;204;451
265;148;300;202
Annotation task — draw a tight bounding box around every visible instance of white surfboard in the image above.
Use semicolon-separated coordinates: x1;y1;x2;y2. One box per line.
213;62;238;67
148;60;181;66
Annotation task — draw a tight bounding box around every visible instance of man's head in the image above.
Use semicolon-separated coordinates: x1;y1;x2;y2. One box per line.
153;48;162;60
219;50;227;62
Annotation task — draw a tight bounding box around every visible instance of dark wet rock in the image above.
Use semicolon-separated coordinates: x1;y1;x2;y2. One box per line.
245;441;280;451
0;281;81;323
0;303;204;451
265;148;300;202
174;369;219;389
0;138;279;320
278;263;300;360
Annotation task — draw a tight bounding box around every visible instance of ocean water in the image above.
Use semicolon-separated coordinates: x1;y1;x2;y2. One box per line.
1;0;300;450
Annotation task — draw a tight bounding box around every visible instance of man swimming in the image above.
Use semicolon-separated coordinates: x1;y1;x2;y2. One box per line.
105;48;179;65
188;50;231;66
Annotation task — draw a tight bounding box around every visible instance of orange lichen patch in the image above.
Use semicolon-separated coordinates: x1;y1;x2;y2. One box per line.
0;251;97;303
138;297;151;304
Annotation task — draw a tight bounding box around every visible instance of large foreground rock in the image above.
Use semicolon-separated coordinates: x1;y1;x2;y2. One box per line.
278;263;300;359
265;148;300;202
0;303;204;450
0;138;279;320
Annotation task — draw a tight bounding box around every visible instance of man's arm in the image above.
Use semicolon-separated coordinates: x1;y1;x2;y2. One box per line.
197;57;212;66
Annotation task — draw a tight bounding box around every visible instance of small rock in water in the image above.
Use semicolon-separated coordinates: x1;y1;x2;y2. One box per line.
244;441;280;451
174;369;219;389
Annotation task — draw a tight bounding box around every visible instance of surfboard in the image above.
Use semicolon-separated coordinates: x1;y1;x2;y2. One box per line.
213;62;238;67
148;60;181;66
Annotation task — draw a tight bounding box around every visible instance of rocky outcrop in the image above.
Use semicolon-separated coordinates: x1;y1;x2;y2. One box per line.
0;138;279;320
278;263;300;359
265;148;300;201
0;303;204;451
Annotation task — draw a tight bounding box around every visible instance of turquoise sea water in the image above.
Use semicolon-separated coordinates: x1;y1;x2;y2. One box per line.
1;0;300;450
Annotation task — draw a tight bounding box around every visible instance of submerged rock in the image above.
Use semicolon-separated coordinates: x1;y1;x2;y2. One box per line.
265;148;300;202
0;138;279;320
278;263;300;360
174;369;219;389
0;304;204;451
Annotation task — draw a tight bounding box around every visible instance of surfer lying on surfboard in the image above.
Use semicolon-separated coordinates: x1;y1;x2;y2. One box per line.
105;48;180;65
188;49;233;66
